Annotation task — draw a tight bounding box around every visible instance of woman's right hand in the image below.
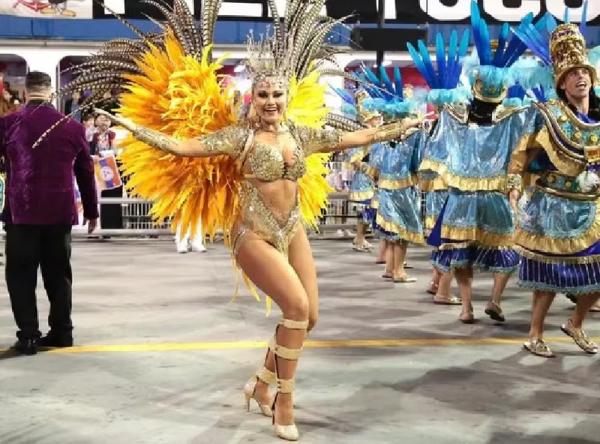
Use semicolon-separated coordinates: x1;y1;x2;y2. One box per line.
94;108;137;132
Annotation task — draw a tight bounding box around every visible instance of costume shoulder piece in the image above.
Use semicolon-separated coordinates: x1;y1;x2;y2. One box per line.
444;104;469;123
534;99;600;175
494;104;530;122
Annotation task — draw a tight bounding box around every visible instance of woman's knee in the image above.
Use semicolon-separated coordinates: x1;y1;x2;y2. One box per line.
283;294;309;321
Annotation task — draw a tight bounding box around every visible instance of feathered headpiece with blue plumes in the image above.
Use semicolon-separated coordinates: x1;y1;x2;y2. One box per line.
508;56;557;103
510;1;597;101
469;0;532;103
406;28;472;106
357;65;423;118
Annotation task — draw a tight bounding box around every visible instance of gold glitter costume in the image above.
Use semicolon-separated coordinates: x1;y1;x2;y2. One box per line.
197;124;341;256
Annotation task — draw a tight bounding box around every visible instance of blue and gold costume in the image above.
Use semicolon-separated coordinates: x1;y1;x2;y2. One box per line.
346;146;375;224
371;131;424;244
513;98;600;293
422;105;534;272
505;19;600;296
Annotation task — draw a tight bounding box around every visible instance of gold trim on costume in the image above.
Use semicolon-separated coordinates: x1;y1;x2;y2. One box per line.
440;225;514;248
349;190;374;201
375;213;424;245
515;208;600;255
424;215;438;231
378;175;416;190
419;176;448;192
420;159;508;191
515;246;600;265
419;158;447;176
533;128;585;177
445;104;469;123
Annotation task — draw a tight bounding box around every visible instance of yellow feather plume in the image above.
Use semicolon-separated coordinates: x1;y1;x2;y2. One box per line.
118;34;239;240
286;71;333;229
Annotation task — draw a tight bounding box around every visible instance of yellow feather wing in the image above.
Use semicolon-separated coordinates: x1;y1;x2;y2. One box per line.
286;71;333;230
118;35;239;240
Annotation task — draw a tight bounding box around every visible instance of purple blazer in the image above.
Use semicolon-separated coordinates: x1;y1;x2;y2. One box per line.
0;102;99;225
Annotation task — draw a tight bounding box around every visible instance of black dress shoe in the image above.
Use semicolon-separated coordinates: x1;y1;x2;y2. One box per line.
11;338;38;355
38;334;73;348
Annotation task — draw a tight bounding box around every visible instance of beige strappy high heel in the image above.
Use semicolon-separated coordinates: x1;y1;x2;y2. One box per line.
244;366;277;417
270;318;308;441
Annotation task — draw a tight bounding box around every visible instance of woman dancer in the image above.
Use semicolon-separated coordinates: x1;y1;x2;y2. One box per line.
90;3;421;439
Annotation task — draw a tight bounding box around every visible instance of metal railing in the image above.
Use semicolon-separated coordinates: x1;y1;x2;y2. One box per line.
80;193;361;238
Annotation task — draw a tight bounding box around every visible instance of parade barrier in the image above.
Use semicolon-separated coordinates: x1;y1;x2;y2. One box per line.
72;193;361;238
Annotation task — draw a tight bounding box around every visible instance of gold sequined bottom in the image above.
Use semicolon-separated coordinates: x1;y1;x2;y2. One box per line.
230;182;301;258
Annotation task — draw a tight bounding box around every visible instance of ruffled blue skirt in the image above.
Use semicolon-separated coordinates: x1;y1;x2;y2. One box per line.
373;187;423;244
516;188;600;294
349;171;374;203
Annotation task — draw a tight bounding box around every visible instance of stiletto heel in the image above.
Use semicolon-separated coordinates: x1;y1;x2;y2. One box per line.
271;318;308;441
243;366;276;417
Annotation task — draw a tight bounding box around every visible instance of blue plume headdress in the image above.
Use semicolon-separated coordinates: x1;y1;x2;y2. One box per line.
510;0;596;101
406;29;471;106
330;85;359;118
468;0;533;103
357;65;423;118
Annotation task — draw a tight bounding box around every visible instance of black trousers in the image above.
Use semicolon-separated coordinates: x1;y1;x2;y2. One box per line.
100;186;123;229
5;224;73;340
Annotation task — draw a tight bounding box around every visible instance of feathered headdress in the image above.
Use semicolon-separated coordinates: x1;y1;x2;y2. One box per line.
244;0;346;89
469;0;531;103
510;0;597;100
407;29;472;106
356;66;422;118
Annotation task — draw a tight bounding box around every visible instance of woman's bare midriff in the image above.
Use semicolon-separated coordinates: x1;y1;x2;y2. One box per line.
248;178;298;225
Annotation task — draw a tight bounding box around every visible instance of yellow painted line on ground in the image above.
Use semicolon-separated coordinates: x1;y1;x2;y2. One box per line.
0;336;580;354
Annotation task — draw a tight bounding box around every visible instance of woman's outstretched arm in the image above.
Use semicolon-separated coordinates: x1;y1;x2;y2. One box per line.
95;109;247;158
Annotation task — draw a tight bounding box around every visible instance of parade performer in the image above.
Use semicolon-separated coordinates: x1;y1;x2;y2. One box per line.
510;13;600;357
63;1;421;440
332;88;379;252
359;67;425;282
414;4;532;323
421;170;460;304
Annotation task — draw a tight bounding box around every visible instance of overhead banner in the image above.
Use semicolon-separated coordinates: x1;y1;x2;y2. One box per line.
402;0;600;24
90;0;600;24
3;1;598;25
2;0;93;19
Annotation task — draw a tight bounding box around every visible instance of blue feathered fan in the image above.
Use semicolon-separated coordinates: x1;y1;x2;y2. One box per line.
406;28;471;106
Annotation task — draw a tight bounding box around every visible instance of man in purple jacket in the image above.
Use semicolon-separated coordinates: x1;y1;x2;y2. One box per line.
0;71;99;355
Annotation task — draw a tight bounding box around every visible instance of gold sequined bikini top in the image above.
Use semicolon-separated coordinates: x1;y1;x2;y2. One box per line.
242;139;306;182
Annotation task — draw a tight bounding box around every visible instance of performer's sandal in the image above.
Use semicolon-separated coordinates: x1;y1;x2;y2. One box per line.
484;301;505;323
523;338;554;358
244;366;276;417
433;295;462;305
393;275;417;283
271;318;308;441
560;319;598;354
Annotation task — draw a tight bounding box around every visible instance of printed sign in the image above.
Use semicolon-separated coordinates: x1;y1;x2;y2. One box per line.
1;0;93;18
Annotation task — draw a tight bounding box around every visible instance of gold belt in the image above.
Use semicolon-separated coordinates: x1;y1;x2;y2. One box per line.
536;172;599;201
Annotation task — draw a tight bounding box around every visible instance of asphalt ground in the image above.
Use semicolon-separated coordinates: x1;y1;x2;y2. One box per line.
1;239;599;444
